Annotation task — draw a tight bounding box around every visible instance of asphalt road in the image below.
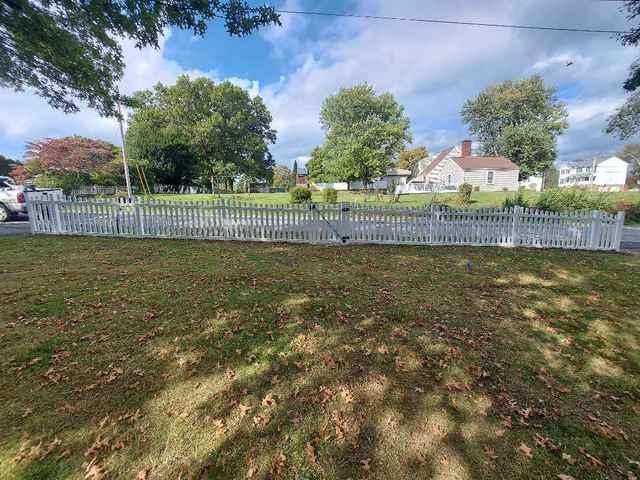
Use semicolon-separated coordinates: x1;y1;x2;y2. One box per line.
0;219;30;236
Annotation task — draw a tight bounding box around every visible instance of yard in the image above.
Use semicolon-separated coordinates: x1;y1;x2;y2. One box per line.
153;190;640;209
1;236;639;480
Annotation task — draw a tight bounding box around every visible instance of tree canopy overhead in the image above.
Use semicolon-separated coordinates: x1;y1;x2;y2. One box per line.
308;84;412;186
126;75;276;192
396;146;428;171
461;75;568;179
0;0;280;117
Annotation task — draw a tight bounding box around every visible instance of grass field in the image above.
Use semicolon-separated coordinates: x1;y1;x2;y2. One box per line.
153;190;640;209
1;236;639;479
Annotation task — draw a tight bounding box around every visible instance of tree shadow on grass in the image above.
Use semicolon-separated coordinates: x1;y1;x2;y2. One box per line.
1;237;639;479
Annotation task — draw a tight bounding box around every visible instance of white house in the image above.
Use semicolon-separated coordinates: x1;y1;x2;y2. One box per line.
558;156;629;191
403;140;519;192
520;175;544;191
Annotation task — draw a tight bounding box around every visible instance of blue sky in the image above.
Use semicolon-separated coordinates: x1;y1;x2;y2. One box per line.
0;0;637;168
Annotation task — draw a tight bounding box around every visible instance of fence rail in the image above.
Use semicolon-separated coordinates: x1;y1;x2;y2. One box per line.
25;192;625;251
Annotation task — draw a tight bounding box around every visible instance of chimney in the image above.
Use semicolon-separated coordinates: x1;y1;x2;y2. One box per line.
461;140;472;157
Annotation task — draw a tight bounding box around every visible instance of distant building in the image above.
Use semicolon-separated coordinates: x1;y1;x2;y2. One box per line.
557;156;629;191
296;166;309;187
407;140;519;192
520;175;544;191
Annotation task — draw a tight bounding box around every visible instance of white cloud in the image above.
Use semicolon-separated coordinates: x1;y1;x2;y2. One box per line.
0;30;256;159
261;0;638;164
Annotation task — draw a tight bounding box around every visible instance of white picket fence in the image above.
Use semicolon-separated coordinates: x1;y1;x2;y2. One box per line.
25;192;625;251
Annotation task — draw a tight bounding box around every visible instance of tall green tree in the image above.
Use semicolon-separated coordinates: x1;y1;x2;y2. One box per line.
396;146;428;170
0;154;19;176
0;0;279;116
311;84;412;186
461;76;568;179
606;1;640;139
292;159;298;185
126;75;276;193
272;165;292;188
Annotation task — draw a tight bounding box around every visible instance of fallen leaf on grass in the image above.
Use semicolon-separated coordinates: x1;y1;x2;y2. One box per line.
83;459;107;479
136;468;150;480
271;452;287;476
305;442;318;466
360;458;372;470
562;453;576;465
518;443;533;459
238;403;252;418
253;414;271;428
483;446;498;460
262;393;277;407
557;475;576;480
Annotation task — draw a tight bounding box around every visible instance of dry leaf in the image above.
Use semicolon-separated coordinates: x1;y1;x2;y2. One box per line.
238;403;252;418
518;443;533;459
360;458;372;470
305;442;318;466
557;475;576;480
136;468;150;480
262;393;276;408
271;452;287;476
483;446;498;460
84;459;107;480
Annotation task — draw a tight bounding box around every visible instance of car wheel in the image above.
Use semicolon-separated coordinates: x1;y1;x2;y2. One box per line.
0;204;9;223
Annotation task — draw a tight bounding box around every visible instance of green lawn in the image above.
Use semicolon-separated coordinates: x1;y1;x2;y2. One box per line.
1;236;639;479
152;190;640;209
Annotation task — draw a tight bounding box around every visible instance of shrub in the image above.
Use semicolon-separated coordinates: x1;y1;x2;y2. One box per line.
322;187;338;203
289;186;312;204
458;183;473;205
503;190;529;209
473;185;480;192
535;188;612;212
613;201;640;224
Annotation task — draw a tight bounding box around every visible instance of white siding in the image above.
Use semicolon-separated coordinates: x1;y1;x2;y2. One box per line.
438;159;465;186
595;157;628;187
463;169;519;191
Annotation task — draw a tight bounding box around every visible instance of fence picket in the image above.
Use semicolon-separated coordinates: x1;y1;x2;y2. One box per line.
23;194;624;251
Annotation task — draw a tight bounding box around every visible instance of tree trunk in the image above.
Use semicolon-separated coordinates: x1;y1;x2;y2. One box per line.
210;175;214;195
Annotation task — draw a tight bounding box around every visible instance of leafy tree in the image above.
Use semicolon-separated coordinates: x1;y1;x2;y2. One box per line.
8;164;27;183
0;154;19;176
292;159;298;183
542;166;559;190
21;136;120;192
126;75;276;193
0;0;279;116
396;146;428;170
461;76;568;179
312;84;412;186
617;143;640;172
606;1;640;138
272;165;292;188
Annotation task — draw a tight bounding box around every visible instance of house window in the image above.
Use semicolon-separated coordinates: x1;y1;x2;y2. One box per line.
447;174;452;184
487;171;495;184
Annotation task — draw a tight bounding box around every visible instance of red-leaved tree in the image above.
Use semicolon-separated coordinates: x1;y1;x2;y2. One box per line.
8;165;27;184
25;136;117;174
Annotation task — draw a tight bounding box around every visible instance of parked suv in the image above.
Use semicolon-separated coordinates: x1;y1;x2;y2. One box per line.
0;176;27;222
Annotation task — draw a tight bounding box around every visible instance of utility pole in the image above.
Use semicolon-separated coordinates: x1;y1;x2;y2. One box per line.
117;101;133;198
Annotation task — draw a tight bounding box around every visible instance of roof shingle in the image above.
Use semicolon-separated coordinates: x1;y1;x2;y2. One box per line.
452;156;518;171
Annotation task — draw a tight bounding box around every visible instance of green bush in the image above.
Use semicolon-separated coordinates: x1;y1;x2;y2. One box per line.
613;201;640;224
289;186;312;204
458;183;473;205
322;188;338;203
503;190;530;209
535;188;612;212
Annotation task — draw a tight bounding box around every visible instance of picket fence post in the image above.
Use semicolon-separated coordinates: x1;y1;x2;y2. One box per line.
589;210;601;250
134;197;145;236
510;206;522;247
613;211;625;251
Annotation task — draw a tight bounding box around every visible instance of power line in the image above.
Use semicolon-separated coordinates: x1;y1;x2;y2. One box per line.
275;9;629;35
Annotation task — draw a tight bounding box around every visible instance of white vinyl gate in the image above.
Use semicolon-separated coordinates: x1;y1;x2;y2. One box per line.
25;192;625;251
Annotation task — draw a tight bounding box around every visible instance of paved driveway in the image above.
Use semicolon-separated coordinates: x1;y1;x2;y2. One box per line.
0;220;31;236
